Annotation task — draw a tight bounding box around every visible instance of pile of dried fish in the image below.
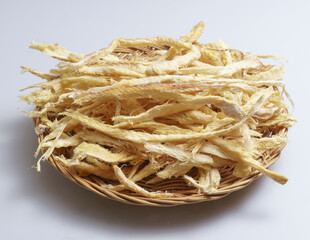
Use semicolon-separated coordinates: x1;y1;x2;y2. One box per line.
21;22;295;197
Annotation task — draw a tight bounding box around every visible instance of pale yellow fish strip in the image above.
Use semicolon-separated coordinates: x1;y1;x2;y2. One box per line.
244;65;285;81
179;59;260;76
146;45;201;75
74;142;134;163
255;55;287;62
127;122;192;135
243;87;274;114
253;136;287;150
21;66;59;81
157;163;194;179
70;161;116;180
180;21;205;43
131;163;159;182
108;75;285;90
199;142;231;159
36;118;70;171
29;41;85;62
209;137;287;184
78;65;145;78
167;110;214;125
184;167;220;194
144;142;215;166
42;133;82;148
113;165;173;198
113;102;201;124
233;161;251;178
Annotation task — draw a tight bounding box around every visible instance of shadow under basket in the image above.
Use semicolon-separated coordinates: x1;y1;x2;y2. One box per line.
34;117;287;207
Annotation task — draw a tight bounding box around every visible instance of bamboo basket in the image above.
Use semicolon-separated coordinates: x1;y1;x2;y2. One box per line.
33;45;289;207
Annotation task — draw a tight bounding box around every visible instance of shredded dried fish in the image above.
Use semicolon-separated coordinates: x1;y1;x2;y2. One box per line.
21;21;295;197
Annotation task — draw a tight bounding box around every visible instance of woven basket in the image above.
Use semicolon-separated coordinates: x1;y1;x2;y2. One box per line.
33;45;288;207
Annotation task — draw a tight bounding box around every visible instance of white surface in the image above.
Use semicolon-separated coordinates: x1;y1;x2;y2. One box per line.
1;0;309;239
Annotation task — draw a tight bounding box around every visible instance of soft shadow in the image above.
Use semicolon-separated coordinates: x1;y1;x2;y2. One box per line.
9;117;264;230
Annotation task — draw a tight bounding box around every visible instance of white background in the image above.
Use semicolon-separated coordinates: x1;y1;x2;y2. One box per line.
1;0;309;239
